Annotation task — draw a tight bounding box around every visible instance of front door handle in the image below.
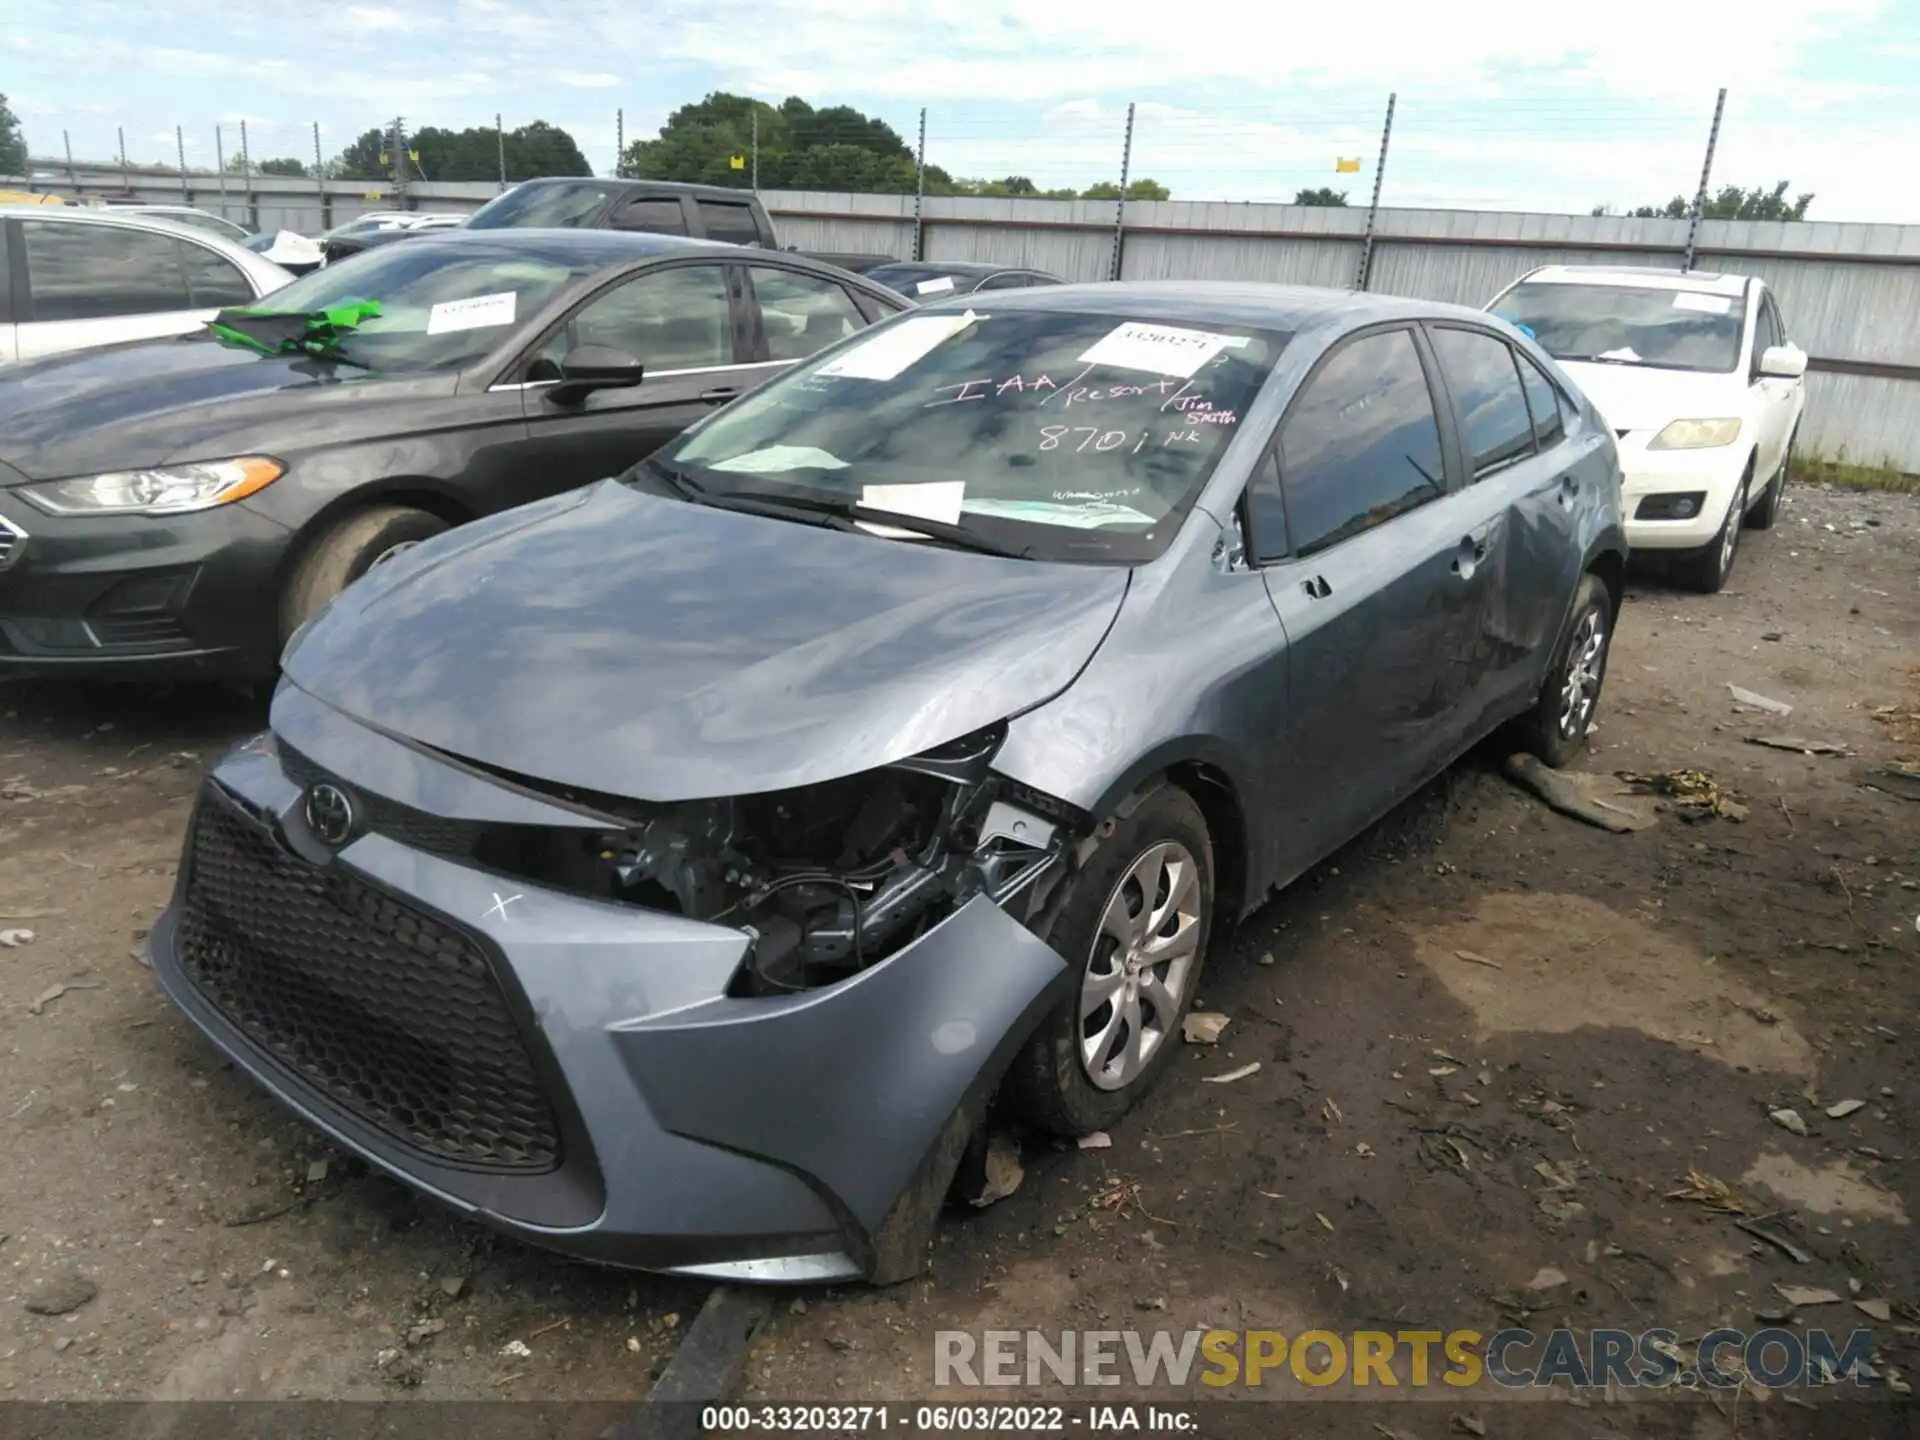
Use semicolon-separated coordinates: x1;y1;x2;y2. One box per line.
1301;575;1332;600
699;386;742;405
1450;533;1485;580
1559;473;1579;503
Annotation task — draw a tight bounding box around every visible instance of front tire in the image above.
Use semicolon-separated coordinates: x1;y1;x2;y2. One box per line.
1009;785;1214;1137
1515;572;1614;769
279;505;450;644
1671;465;1750;594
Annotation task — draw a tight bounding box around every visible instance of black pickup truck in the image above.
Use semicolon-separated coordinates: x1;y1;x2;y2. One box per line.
321;178;898;273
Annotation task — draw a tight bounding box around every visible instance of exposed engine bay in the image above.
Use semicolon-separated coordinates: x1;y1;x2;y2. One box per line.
466;726;1079;994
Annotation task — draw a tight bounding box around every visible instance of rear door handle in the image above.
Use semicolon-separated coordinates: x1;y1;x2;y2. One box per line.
699;386;742;405
1301;575;1332;600
1559;473;1579;500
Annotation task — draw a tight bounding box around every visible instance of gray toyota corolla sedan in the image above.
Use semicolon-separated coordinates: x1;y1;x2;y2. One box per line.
148;282;1627;1285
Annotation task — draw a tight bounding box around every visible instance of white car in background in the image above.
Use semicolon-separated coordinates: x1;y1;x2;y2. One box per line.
0;205;293;364
1487;265;1807;593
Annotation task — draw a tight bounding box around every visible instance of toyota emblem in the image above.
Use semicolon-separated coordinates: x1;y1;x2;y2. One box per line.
304;782;356;847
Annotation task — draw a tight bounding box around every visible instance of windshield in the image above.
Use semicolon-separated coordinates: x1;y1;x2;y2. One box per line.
655;306;1289;564
466;181;620;230
232;244;582;373
1490;281;1745;373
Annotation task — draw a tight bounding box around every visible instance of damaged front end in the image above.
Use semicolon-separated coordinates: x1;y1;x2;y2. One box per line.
148;687;1087;1284
420;722;1082;998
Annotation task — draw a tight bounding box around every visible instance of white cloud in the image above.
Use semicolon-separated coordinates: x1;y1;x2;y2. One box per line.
344;5;427;32
554;71;620;89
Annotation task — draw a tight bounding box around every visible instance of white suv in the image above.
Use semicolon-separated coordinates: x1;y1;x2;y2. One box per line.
1487;265;1807;592
0;206;293;364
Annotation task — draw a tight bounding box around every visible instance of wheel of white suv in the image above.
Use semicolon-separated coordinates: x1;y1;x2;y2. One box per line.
1009;784;1214;1137
1672;464;1750;594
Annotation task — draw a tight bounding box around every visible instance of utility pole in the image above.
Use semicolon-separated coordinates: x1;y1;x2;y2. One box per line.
1353;92;1397;291
214;125;228;218
496;113;507;191
389;116;409;207
313;121;329;230
912;107;927;262
1107;102;1136;282
615;108;625;178
751;107;759;193
117;125;129;193
62;130;77;186
1683;88;1727;273
239;118;255;230
176;125;189;200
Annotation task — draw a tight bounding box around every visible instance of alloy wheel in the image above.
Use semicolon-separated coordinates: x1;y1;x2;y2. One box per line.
1719;479;1746;578
1079;841;1203;1092
1558;607;1608;741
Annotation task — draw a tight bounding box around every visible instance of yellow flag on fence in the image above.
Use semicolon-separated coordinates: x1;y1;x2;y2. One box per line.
729;154;746;170
1336;156;1362;174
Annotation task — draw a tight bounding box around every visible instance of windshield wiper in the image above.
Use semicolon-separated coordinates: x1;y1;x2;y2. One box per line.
705;487;1033;559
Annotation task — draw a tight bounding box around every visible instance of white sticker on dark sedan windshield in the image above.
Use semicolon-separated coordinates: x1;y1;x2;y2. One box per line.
817;310;982;380
860;480;964;526
1078;321;1237;378
426;291;518;334
915;276;956;295
1671;292;1733;315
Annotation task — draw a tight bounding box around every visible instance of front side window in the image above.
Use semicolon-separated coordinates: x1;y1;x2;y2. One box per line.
465;181;621;230
537;263;733;373
656;308;1290;564
242;243;582;373
179;242;257;308
615;198;688;235
697;201;761;247
747;267;865;363
1279;328;1445;557
1490;281;1743;374
1431;327;1534;478
23;221;193;321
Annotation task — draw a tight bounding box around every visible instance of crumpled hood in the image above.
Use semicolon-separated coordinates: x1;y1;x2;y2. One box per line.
0;336;446;480
1555;361;1745;435
283;480;1131;803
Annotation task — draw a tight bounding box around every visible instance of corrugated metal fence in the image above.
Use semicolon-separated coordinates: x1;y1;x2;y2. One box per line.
14;169;1920;470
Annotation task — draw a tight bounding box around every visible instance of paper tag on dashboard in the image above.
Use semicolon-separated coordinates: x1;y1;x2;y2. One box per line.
915;276;956;295
426;291;518;334
1671;292;1732;315
860;481;964;526
1079;321;1237;378
817;311;981;380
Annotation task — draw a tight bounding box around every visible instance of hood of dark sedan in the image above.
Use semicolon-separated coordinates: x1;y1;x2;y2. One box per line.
0;335;453;480
283;480;1130;803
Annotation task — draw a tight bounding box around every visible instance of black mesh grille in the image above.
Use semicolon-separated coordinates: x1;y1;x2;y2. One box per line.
176;784;562;1172
278;744;485;857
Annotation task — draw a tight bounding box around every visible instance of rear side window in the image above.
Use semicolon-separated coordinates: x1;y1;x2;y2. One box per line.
1279;327;1446;557
1515;352;1566;451
22;220;193;321
746;267;865;363
1431;327;1534;478
697;200;762;247
616;198;688;236
178;242;256;308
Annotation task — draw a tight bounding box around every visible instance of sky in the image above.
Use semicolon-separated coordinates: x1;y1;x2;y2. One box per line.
5;0;1918;222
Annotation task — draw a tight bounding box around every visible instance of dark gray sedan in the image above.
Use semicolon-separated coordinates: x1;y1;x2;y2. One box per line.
148;282;1626;1285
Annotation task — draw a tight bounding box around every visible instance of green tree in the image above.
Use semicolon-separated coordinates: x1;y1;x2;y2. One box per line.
1080;178;1169;201
1294;187;1348;206
623;92;915;191
329;121;589;184
229;155;307;177
331;127;390;182
1615;180;1813;222
0;93;28;175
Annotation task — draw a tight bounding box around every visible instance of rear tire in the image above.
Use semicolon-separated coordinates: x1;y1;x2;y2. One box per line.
1515;572;1614;770
1745;431;1794;531
1009;785;1214;1138
279;505;449;645
1671;464;1750;594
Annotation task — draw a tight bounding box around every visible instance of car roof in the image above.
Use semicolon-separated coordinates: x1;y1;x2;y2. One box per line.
870;261;1026;279
504;175;759;204
1517;264;1749;296
0;203;281;266
365;227;731;266
916;280;1493;332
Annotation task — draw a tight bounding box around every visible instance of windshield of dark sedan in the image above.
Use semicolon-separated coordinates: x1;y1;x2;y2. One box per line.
232;244;583;372
464;181;620;230
656;306;1289;563
1490;281;1745;373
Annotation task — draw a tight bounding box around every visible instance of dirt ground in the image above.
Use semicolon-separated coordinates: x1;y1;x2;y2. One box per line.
1;482;1915;1434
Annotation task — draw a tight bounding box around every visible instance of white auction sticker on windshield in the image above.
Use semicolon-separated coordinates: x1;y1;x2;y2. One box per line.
915;276;956;295
1079;321;1238;378
861;480;964;526
426;291;518;334
1671;292;1733;315
818;310;982;381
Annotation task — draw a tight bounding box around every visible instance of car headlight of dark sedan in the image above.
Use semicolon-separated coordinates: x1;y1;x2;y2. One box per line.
19;456;285;516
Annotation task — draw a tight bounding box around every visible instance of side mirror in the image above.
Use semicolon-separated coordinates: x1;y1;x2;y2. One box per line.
548;345;646;405
1759;344;1807;380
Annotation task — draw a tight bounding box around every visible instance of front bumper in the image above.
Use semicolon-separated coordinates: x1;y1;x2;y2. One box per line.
146;689;1069;1282
1615;438;1748;551
0;490;292;679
